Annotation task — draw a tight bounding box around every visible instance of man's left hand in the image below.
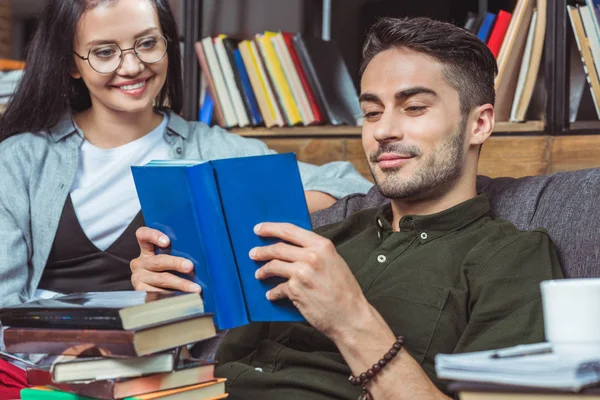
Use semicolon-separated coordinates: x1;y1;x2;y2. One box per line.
250;222;369;339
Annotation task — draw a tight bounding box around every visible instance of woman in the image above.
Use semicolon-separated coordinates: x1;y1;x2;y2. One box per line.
0;0;371;307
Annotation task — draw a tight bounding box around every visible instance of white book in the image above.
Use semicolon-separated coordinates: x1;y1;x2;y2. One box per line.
214;36;250;127
510;10;538;122
201;37;238;128
435;342;600;391
271;33;315;125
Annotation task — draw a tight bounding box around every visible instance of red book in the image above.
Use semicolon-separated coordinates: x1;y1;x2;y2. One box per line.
282;32;324;124
487;10;512;58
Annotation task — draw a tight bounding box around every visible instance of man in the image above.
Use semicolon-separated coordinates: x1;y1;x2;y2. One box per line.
132;17;563;399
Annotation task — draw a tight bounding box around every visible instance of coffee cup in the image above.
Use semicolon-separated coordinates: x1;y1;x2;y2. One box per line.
540;278;600;356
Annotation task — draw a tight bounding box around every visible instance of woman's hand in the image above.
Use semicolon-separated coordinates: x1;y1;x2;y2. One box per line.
130;227;201;293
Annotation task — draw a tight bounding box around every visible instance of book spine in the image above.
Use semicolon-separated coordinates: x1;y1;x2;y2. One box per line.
222;38;257;125
184;165;250;329
487;10;512;57
292;34;333;124
194;42;225;127
233;48;264;126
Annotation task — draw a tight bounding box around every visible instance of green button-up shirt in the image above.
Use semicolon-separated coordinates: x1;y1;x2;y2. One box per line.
215;195;564;399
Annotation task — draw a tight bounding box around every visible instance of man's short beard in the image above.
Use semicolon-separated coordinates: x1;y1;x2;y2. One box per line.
368;116;467;200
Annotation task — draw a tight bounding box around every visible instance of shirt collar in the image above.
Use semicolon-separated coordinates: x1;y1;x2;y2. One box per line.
47;109;189;142
374;194;491;243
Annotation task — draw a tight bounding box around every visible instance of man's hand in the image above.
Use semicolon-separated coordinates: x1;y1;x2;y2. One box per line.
130;227;201;293
250;222;369;339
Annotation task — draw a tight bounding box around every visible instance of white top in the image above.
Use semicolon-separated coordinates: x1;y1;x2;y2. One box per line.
70;115;170;251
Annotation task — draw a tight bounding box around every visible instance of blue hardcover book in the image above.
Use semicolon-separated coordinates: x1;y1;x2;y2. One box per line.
233;48;264;126
131;153;309;329
477;12;497;43
199;92;214;125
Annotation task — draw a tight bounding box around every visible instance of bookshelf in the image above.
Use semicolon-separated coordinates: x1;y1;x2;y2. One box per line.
181;0;550;134
177;0;600;179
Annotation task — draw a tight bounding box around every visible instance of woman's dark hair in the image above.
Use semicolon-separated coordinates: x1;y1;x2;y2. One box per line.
0;0;182;140
361;17;498;117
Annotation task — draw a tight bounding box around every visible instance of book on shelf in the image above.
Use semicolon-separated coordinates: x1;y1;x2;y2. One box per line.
487;10;512;58
238;40;282;128
568;5;600;118
222;37;260;126
255;32;302;125
27;358;216;400
131;153;310;329
20;379;228;400
448;381;600;400
477;12;497;43
435;342;600;392
0;291;205;331
200;37;238;128
293;34;363;126
4;312;216;357
510;10;538;122
271;32;316;125
495;0;536;122
282;32;324;124
195;42;226;127
196;32;360;129
214;35;250;127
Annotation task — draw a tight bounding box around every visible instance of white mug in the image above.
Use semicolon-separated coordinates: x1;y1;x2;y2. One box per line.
540;278;600;356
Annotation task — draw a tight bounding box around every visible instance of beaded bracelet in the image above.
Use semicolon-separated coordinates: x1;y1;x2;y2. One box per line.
348;335;405;400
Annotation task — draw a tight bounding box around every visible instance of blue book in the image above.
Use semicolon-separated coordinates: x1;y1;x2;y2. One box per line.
233;48;264;126
198;92;214;125
477;12;497;43
131;153;310;329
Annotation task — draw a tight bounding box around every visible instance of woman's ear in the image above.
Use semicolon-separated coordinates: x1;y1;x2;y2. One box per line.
71;62;82;79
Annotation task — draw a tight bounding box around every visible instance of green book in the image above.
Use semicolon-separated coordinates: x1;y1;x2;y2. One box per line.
20;387;97;400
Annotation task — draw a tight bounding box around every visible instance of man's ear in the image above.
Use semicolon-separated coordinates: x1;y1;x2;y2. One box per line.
468;104;494;146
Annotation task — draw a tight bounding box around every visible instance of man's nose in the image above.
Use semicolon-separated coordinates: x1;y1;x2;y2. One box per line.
373;110;404;143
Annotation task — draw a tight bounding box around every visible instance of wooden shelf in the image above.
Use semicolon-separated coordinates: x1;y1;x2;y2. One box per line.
231;121;545;138
568;121;600;133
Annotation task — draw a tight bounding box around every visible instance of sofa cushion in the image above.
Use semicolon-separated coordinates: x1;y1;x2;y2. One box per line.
311;168;600;278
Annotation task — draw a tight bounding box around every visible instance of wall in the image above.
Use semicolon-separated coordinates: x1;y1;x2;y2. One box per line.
0;0;11;58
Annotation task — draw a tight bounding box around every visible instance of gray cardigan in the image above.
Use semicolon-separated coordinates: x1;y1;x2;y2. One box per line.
0;111;372;307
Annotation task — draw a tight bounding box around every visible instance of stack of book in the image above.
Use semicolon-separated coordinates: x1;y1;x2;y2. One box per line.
195;32;362;128
463;0;546;123
0;291;227;399
435;342;600;400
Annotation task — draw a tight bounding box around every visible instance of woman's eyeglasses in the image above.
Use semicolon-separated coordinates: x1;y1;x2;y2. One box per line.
74;34;168;74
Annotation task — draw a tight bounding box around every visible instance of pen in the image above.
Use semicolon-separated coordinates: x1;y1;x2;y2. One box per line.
490;343;553;359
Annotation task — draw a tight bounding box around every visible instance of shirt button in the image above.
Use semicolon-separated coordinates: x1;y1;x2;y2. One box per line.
255;367;263;372
377;254;386;263
420;232;428;240
377;218;383;228
176;147;183;155
377;231;381;239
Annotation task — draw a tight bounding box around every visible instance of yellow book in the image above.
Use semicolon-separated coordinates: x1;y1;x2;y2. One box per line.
256;32;302;125
239;40;278;127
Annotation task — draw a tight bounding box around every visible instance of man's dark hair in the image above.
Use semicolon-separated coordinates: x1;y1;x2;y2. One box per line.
361;17;498;116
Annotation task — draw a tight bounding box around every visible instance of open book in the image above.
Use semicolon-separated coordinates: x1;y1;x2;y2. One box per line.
435;342;600;391
132;153;310;329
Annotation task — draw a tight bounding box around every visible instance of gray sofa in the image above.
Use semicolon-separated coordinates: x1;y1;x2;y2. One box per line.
312;168;600;279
